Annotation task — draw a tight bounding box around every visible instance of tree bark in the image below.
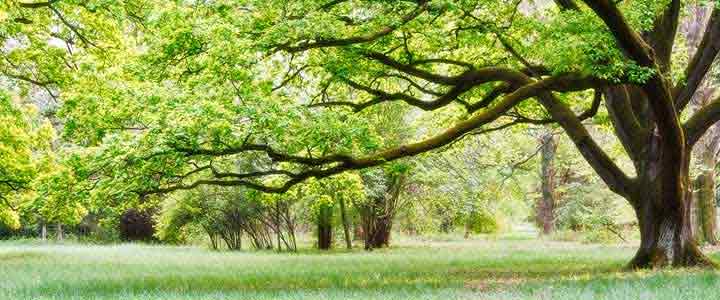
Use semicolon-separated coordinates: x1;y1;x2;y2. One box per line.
353;222;364;240
338;196;352;249
275;201;283;251
56;223;63;241
317;204;333;250
627;143;716;269
40;222;47;240
694;157;718;245
362;174;404;250
537;131;557;235
365;215;392;249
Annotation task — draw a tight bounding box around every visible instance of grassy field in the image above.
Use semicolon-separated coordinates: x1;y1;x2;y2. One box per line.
2;235;720;300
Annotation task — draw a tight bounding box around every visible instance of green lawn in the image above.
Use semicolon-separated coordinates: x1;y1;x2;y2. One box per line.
2;236;719;300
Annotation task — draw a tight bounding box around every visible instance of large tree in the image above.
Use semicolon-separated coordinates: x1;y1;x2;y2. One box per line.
6;0;720;269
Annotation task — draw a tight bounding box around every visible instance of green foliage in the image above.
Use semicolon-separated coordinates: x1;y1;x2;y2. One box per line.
0;1;688;257
0;90;57;229
554;182;634;243
465;210;502;234
3;0;670;206
156;186;262;245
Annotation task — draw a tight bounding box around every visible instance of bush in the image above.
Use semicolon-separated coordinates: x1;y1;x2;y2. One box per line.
581;229;619;244
0;223;18;239
466;210;503;234
119;209;156;242
555;183;633;235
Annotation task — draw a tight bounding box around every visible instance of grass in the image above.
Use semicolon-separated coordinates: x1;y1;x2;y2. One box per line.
1;234;720;300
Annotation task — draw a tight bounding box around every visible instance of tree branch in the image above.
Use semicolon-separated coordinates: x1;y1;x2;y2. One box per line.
276;1;429;53
603;86;647;162
685;97;720;147
17;0;60;9
645;0;681;73
153;73;599;194
554;0;580;11
48;5;99;48
361;51;467;85
582;0;654;67
675;7;720;111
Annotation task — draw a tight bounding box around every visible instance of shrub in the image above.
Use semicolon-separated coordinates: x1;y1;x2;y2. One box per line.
119;209;156;242
466;210;503;234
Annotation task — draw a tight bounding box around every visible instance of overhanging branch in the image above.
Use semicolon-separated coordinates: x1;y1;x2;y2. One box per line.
276;1;429;53
582;0;654;67
685;97;720;147
675;7;720;111
151;73;600;195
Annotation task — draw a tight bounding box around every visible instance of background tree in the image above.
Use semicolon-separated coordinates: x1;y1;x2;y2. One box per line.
537;129;559;235
0;91;36;231
0;89;57;236
680;3;720;245
359;165;408;249
304;174;365;250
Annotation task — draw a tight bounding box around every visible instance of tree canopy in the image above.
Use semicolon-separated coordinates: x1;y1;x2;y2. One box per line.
4;0;720;268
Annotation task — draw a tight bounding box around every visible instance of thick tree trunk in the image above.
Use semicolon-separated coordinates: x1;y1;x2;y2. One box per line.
537;132;557;235
361;204;393;250
628;149;715;269
629;192;713;268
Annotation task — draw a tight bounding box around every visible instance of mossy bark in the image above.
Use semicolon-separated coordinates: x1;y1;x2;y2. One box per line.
628;148;716;269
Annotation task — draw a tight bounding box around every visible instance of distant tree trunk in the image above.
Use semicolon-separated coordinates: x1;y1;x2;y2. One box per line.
40;222;47;240
536;131;557;235
338;196;352;249
317;204;333;250
208;233;220;250
261;197;299;252
683;0;719;247
220;229;242;250
688;84;719;245
56;223;63;241
695;150;718;245
353;222;364;241
244;221;272;250
265;200;296;252
362;174;405;250
275;201;283;251
282;201;298;252
365;215;393;249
